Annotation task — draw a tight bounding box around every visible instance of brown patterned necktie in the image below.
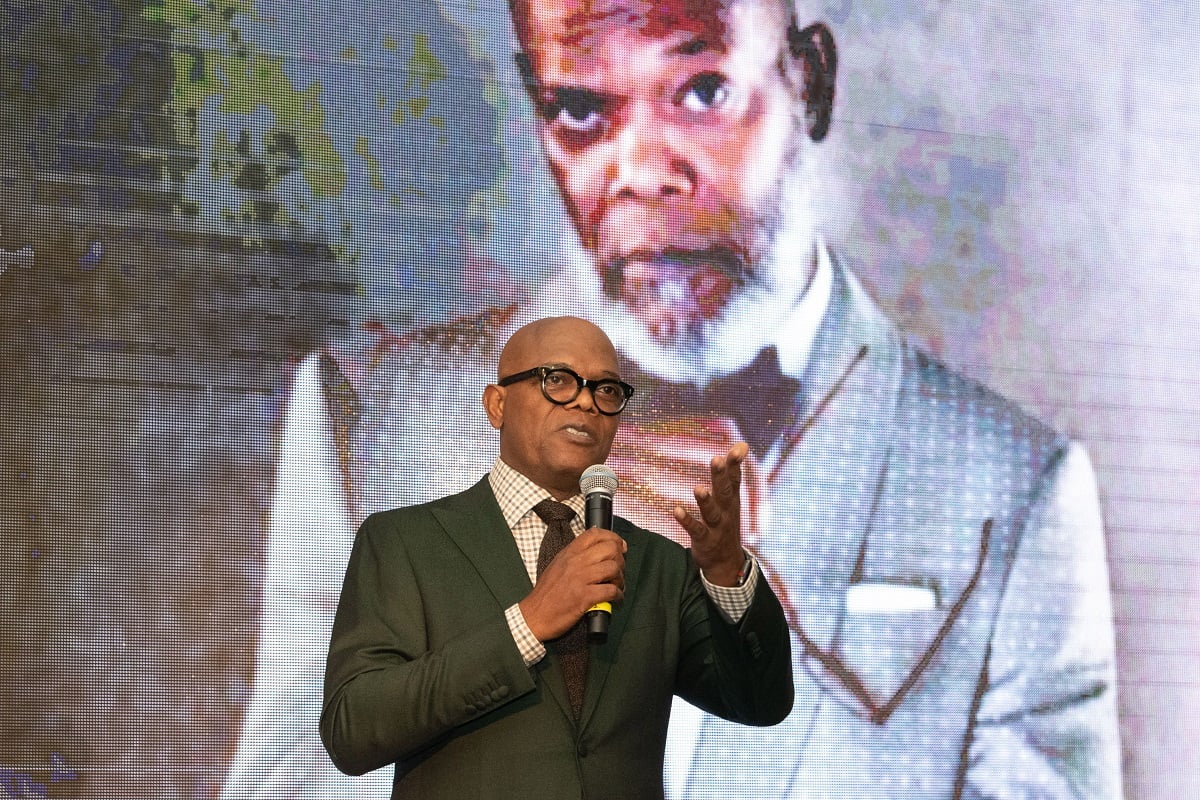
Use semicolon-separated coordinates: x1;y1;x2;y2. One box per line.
533;498;588;718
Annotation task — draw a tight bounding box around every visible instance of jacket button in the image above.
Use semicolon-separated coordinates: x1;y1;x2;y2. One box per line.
577;742;588;758
464;704;478;715
745;632;762;658
490;686;509;702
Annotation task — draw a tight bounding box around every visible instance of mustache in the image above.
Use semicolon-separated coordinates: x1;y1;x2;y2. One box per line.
599;245;750;296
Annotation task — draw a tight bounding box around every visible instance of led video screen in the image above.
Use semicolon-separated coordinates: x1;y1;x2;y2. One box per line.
1;1;1197;798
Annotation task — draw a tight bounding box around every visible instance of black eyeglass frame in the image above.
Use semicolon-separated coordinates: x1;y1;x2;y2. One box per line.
497;366;635;416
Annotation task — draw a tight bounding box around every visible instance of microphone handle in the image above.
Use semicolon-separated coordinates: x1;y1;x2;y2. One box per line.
584;492;613;643
584;492;613;531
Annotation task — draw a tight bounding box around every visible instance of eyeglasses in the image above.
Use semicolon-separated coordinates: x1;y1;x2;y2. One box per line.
497;366;635;416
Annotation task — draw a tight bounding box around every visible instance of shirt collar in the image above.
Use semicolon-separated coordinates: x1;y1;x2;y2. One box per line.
773;238;833;380
488;457;586;529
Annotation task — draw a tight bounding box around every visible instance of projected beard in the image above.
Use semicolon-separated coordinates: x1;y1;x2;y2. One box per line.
521;0;818;382
589;135;807;360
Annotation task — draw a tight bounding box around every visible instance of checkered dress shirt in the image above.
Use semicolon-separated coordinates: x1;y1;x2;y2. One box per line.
490;458;759;667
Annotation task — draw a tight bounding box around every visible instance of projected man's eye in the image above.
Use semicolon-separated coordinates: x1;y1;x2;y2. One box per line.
680;72;730;113
549;88;606;134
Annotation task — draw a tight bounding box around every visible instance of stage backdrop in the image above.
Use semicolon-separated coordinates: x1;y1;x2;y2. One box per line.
1;1;1197;798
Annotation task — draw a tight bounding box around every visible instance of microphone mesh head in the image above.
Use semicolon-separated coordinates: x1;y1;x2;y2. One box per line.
579;464;618;497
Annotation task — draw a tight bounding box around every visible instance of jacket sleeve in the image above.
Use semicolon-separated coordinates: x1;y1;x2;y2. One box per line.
673;549;795;727
963;442;1123;799
319;511;538;777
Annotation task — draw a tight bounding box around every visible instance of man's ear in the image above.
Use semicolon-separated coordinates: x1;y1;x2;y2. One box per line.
787;21;837;142
482;384;505;431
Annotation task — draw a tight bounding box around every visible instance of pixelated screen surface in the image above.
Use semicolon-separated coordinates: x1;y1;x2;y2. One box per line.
1;0;1197;798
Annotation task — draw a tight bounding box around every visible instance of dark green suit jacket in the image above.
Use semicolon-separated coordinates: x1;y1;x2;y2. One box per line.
320;476;793;799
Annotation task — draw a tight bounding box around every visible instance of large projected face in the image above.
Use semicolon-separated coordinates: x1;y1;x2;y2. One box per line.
513;0;816;353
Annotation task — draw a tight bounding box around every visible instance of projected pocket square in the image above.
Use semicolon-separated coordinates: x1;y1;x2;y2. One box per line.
845;581;939;614
801;522;991;723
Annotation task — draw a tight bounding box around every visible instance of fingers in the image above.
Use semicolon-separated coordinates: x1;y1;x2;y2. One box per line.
670;441;750;531
689;441;747;529
523;530;626;641
572;531;626;587
591;581;624;605
691;484;722;530
580;554;625;591
709;441;748;498
717;440;750;467
672;503;706;540
577;527;627;550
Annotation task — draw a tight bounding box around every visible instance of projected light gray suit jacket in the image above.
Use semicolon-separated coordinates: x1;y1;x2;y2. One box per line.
662;256;1122;799
220;252;1121;799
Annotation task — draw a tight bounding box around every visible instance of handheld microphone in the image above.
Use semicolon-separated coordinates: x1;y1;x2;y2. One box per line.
579;464;619;643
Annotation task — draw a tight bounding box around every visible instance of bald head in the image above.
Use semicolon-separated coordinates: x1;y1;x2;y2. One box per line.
485;316;624;497
498;316;619;380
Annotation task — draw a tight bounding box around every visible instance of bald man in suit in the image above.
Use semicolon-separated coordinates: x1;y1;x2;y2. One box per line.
319;316;793;798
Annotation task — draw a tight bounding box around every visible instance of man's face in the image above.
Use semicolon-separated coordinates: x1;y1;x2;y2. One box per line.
485;318;623;498
517;0;809;349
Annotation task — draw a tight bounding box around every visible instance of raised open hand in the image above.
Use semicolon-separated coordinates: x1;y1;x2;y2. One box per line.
671;441;750;586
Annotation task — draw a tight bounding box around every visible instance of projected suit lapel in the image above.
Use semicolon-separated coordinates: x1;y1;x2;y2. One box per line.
684;254;1018;800
785;261;992;720
686;255;979;794
680;256;902;794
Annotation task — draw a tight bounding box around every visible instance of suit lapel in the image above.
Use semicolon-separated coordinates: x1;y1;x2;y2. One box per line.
429;478;579;721
430;477;532;605
756;255;904;652
577;518;647;728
